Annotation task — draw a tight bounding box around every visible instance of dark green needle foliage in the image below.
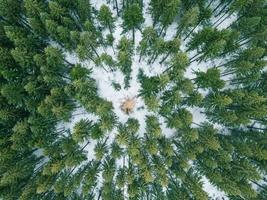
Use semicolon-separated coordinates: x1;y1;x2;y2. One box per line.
0;0;266;199
98;4;115;34
195;68;225;90
122;3;144;43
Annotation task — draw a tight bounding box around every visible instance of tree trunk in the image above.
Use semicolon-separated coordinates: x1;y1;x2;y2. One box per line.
189;53;200;62
214;0;233;17
115;0;119;16
247;126;267;131
132;28;135;44
212;11;229;27
216;59;236;68
221;70;235;77
159;25;165;36
97;190;102;200
152;19;157;28
162;63;174;73
212;0;232;17
211;1;224;15
148;52;157;64
112;46;116;54
63;58;75;67
183;22;200;40
159;51;171;64
139;53;142;62
108;24;112;35
151;52;160;64
140;0;143;8
175;23;185;38
91;45;100;58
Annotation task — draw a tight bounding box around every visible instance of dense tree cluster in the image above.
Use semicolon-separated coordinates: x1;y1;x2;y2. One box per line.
0;0;266;199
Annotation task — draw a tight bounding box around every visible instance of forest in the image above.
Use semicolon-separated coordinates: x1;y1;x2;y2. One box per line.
0;0;266;199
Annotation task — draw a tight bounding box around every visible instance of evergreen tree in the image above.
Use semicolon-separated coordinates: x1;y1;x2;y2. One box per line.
72;119;93;143
187;27;239;62
137;26;158;62
195;68;225;90
98;4;115;34
149;0;181;35
122;3;144;43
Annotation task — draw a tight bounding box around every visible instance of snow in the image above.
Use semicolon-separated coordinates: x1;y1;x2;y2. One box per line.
189;107;207;126
202;177;229;200
214;12;238;30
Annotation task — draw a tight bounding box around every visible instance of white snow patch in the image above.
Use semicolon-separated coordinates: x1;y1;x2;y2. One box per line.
202;177;229;200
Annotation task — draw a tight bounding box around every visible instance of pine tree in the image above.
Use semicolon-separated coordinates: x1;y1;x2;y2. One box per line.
0;0;24;25
122;3;144;43
98;4;115;34
145;115;162;138
1;83;25;106
187;27;239;62
166;108;193;129
164;51;189;77
75;0;92;23
117;36;134;87
94;141;108;161
176;6;200;37
149;0;181;34
159;38;180;64
72;119;93;143
137;26;157;62
195;68;225;90
24;0;48;37
77;31;100;62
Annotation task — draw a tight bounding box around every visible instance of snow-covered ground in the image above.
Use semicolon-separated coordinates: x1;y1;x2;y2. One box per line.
202;177;228;200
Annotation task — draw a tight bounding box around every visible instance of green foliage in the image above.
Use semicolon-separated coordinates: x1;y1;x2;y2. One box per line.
145;115;162;138
187;27;239;61
72;119;93;142
117;36;134;54
1;83;25;105
166;108;193;129
117;36;134;87
144;95;160;112
178;6;200;35
185;91;203;106
195;68;225;90
94;141;107;161
98;4;115;33
139;70;170;97
0;0;23;23
11;119;31;150
70;64;91;80
138;26;158;60
105;33;115;47
204;89;267;126
168;52;189;77
77;31;100;61
122;3;144;42
37;87;74;121
149;0;181;28
75;0;92;23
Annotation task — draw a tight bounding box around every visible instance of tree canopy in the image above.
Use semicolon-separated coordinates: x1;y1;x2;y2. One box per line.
0;0;266;199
